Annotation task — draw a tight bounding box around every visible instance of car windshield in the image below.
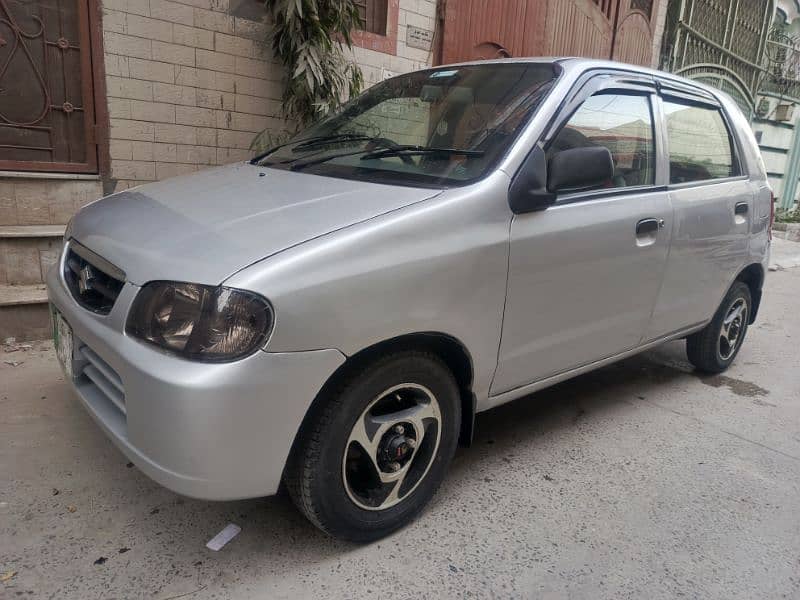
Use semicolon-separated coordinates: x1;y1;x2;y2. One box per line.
254;62;559;187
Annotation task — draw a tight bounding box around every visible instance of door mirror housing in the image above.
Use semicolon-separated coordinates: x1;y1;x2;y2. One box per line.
508;145;556;214
547;146;614;193
509;145;616;214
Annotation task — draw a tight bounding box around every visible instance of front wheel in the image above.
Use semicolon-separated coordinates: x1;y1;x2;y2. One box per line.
686;281;751;374
284;351;461;542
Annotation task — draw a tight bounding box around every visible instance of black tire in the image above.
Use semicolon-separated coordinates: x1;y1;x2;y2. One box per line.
284;351;461;543
686;281;752;374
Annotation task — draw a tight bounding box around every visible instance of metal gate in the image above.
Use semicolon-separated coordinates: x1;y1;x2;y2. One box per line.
661;0;775;116
0;0;98;173
438;0;656;67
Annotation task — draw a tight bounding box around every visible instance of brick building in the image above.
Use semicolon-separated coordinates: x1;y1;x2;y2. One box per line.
0;0;437;340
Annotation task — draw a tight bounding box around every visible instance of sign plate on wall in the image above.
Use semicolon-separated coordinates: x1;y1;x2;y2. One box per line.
407;26;433;51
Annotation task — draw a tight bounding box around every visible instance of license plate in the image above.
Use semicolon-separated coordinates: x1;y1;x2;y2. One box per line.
51;306;74;378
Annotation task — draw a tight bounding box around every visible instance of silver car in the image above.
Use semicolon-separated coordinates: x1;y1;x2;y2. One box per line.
47;58;772;542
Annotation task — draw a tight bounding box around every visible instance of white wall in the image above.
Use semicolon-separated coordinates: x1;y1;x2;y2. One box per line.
753;94;798;205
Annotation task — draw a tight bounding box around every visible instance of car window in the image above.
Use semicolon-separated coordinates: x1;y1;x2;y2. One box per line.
258;63;559;188
663;100;737;184
548;93;655;188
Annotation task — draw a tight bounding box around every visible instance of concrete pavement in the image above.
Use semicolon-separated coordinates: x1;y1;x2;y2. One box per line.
2;267;799;599
771;237;800;270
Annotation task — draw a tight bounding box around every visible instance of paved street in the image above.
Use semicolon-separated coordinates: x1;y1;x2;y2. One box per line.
2;264;800;599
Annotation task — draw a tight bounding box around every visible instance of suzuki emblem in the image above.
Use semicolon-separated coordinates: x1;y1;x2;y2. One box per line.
78;265;95;294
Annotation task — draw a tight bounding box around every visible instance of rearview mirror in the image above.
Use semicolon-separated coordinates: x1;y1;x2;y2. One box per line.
508;145;556;214
548;146;614;193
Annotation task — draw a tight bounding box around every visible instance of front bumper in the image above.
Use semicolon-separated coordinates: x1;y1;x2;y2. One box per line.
46;265;345;500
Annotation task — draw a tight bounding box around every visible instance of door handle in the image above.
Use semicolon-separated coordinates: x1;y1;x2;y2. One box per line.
734;202;749;215
636;218;660;235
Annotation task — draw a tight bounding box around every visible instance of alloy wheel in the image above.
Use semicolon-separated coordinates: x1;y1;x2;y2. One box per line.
342;383;442;511
718;298;747;361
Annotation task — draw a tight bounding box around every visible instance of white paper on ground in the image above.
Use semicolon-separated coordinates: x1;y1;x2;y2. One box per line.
206;523;241;551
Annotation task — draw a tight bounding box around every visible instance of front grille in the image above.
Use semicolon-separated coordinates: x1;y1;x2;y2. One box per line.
64;242;125;315
77;344;126;416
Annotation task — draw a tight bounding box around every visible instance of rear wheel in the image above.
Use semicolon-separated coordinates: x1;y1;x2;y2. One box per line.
284;351;461;542
686;281;751;374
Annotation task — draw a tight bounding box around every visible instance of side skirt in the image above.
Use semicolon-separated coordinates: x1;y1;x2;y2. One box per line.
480;321;706;412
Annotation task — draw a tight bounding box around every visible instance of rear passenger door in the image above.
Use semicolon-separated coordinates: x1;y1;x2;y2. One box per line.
644;87;753;341
492;77;673;395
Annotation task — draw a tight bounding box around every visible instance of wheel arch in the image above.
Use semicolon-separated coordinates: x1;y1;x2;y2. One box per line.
735;263;765;324
286;332;477;478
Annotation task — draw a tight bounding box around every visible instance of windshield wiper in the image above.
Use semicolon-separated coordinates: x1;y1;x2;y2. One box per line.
360;147;485;160
290;133;376;152
251;133;374;164
288;145;486;171
288;149;376;171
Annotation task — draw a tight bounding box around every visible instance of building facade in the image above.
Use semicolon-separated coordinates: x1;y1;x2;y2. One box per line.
0;0;437;340
660;0;800;211
1;0;669;340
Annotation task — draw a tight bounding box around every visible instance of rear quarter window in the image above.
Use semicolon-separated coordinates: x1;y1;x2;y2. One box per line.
663;100;738;184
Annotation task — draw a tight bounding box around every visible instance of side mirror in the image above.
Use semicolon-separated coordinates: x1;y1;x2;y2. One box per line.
548;146;614;193
508;145;556;214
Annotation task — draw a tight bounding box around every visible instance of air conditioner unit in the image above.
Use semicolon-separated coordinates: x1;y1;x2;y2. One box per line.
776;103;795;122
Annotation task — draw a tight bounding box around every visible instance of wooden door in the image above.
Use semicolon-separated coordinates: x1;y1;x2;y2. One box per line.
0;0;99;173
439;0;655;67
612;0;655;66
544;0;615;59
439;0;548;64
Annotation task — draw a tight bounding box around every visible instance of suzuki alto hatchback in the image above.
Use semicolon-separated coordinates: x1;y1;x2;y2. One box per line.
47;58;771;542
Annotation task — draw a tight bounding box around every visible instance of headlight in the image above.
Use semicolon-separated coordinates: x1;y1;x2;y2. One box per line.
126;282;273;362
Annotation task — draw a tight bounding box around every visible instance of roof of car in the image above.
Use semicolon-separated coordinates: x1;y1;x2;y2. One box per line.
435;57;730;106
439;56;672;77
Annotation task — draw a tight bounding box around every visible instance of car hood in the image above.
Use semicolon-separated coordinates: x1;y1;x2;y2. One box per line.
70;163;440;285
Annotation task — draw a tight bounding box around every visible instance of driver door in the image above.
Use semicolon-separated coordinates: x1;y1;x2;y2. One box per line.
491;78;672;395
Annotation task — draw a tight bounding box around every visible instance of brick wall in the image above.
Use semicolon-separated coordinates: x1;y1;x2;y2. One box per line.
351;0;437;86
101;0;438;190
101;0;281;190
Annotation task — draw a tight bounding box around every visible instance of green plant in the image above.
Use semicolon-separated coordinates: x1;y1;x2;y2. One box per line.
253;0;364;151
776;206;800;223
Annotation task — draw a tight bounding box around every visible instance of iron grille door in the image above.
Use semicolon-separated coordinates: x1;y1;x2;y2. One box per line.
0;0;98;173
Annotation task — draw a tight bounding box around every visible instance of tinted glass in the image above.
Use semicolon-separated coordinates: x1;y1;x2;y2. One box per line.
257;63;558;187
548;93;655;188
664;100;736;184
